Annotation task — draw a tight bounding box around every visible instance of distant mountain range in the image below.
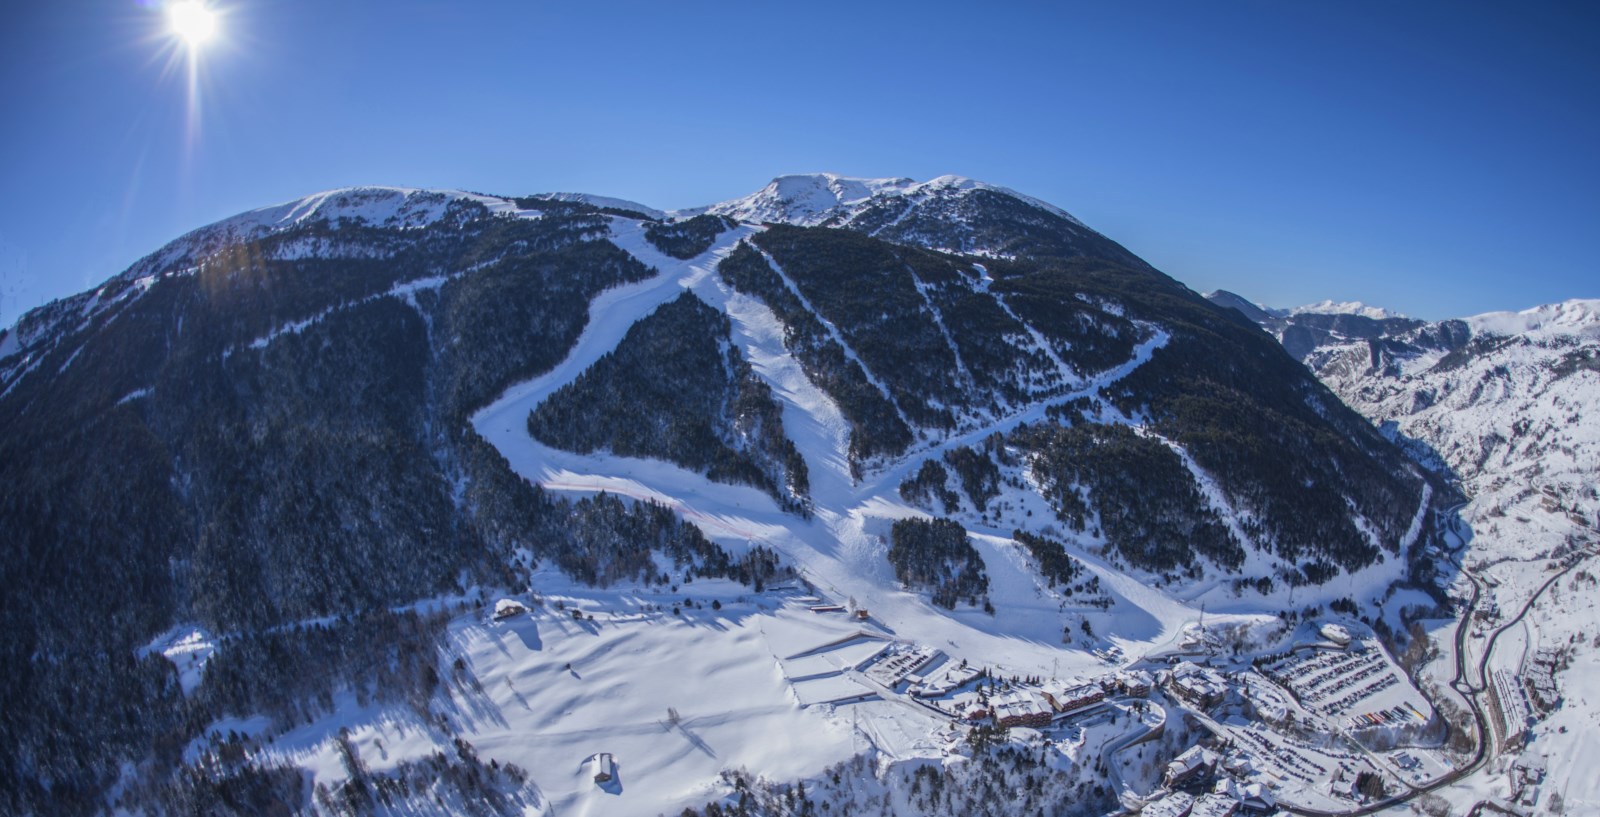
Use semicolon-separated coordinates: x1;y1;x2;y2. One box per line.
1207;289;1598;532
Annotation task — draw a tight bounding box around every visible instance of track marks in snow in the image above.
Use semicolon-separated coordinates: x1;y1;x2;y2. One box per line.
750;246;914;432
1141;430;1257;558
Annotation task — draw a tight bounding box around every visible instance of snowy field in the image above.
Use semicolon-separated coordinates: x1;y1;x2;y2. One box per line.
249;576;866;816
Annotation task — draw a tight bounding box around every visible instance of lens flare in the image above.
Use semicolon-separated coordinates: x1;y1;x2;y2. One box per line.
168;1;217;49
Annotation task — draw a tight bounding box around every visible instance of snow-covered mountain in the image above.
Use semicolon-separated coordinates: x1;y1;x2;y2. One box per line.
692;172;1149;266
1289;297;1599;562
1209;292;1599;509
1292;299;1407;321
2;176;1439;816
697;173;1083;230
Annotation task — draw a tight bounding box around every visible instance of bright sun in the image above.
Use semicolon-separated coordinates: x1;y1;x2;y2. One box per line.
168;1;218;49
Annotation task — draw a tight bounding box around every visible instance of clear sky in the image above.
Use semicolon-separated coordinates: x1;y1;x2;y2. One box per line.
2;1;1596;326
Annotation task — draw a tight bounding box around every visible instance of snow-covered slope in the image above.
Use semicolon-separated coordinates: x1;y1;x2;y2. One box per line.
122;186;517;278
1297;299;1599;505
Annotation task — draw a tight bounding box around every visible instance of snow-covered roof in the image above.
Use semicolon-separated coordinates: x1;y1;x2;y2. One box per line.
1238;781;1274;806
1319;623;1352;644
1167;745;1219;776
493;598;529;619
1172;663;1229;698
1140;791;1196;817
1189;793;1239;817
993;690;1053;721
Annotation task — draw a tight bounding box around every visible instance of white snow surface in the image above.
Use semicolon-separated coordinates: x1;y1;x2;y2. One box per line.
139;626;217;696
109;186;523;290
1464;298;1600;339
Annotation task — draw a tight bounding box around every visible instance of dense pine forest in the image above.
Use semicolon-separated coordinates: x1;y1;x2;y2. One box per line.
887;517;991;611
528;291;810;513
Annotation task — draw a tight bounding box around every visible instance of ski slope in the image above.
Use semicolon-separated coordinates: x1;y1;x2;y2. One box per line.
471;216;1232;673
247;214;1282;817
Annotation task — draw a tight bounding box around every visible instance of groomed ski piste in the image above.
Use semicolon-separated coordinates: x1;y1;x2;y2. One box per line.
192;211;1433;817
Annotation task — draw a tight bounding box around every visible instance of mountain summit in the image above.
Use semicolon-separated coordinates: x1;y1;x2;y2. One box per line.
698;173;1083;229
692;172;1147;264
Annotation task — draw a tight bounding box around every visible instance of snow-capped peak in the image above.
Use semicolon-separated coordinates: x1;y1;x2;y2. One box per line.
1290;300;1406;321
1465;298;1600;339
691;173;917;225
114;186;517;285
238;186;507;232
693;172;1086;229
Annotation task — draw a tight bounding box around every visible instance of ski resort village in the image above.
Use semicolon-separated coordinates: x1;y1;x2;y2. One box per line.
168;556;1485;817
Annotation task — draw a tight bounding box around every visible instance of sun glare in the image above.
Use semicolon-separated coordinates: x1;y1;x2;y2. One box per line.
168;1;218;49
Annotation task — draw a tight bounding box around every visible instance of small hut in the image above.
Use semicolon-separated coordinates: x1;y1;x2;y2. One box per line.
493;599;528;621
592;752;615;783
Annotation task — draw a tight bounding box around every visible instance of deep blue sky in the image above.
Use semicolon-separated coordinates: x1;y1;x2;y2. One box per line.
2;1;1596;326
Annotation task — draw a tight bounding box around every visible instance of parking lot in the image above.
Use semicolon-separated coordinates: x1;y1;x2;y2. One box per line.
1261;642;1433;728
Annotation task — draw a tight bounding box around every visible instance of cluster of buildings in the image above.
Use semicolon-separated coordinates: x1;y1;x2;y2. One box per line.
1168;662;1228;709
1147;748;1276;816
992;690;1055;728
1490;668;1532;748
965;669;1150;728
1524;647;1563;713
1510;755;1546;810
1142;786;1274;817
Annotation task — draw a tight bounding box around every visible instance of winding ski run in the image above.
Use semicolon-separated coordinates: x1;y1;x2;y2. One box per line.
472;217;1238;675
